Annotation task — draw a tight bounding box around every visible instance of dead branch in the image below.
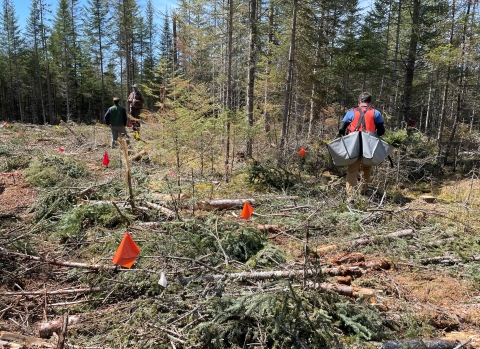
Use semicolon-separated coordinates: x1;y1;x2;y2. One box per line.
256;224;283;233
420;256;480;265
178;261;390;284
112;201;132;225
0;332;54;348
353;229;414;246
307;281;380;299
59;120;86;144
1;287;101;296
0;247;117;271
453;339;472;349
130;150;147;161
144;201;176;219
56;313;69;349
38;315;80;339
377;339;460;349
120;139;135;209
196;199;255;210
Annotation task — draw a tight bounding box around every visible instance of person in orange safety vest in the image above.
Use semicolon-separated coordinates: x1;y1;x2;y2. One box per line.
338;92;385;198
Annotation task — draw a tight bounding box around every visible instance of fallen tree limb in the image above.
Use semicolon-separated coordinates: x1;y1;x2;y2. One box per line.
307;281;380;299
38;315;80;339
144;201;176;219
420;256;480;265
256;224;284;233
353;229;414;246
130;150;147;161
377;339;460;349
112;201;131;225
0;247;117;271
60;120;86;144
1;287;101;296
196;199;255;210
0;331;54;348
178;261;390;284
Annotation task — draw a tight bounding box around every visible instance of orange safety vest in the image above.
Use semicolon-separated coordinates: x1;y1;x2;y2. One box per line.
347;107;377;134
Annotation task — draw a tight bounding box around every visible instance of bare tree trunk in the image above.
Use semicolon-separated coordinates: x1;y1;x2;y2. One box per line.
400;0;420;124
245;0;257;158
225;0;234;182
437;0;456;162
173;14;178;72
279;0;298;162
390;0;402;123
263;0;274;134
444;0;472;166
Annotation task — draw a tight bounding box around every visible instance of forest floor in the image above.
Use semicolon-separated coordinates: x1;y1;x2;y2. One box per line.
1;121;480;349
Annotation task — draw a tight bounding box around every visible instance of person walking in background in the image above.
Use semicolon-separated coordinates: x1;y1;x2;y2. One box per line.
127;84;145;136
104;97;129;148
338;92;385;197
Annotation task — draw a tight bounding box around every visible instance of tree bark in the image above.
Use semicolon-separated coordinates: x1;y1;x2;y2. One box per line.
245;0;258;158
279;0;298;161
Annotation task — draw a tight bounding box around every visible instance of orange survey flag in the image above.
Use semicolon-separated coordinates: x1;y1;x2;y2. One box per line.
298;147;306;157
102;151;110;166
240;202;254;220
112;232;141;268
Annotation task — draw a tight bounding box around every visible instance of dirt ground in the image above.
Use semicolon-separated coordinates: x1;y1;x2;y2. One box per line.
1;128;480;348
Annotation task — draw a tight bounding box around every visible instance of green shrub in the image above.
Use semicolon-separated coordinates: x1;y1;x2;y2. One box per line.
24;155;87;187
247;162;297;190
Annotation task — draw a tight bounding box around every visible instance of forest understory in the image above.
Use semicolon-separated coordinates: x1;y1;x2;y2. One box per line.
1;120;480;349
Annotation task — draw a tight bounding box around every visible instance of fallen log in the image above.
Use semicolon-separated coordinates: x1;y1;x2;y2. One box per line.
1;287;101;296
257;224;283;233
130;150;147;161
178;261;391;284
144;201;176;219
0;331;54;348
307;281;379;299
0;247;117;271
196;199;255;211
354;229;414;246
377;339;460;349
38;315;80;339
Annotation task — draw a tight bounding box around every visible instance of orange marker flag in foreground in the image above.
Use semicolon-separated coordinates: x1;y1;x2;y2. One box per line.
298;147;306;157
102;151;110;166
240;202;254;220
112;232;141;268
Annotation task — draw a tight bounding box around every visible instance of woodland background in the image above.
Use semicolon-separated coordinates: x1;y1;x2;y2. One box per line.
1;0;480;163
3;0;480;348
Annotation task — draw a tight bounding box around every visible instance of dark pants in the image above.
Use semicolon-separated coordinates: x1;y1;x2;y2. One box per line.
130;108;142;132
111;125;130;148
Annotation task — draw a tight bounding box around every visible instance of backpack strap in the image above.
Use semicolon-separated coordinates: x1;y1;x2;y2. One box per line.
354;107;370;132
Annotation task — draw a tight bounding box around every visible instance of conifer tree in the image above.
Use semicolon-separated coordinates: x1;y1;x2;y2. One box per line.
1;0;25;121
83;0;110;116
50;0;75;121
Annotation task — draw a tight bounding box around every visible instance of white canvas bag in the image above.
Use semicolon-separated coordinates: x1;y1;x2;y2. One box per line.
327;131;361;166
327;107;393;167
361;131;394;166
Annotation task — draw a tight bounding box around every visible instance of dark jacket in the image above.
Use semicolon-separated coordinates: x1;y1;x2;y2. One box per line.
128;90;144;110
104;105;127;126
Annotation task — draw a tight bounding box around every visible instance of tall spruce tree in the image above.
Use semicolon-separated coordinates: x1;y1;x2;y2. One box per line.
50;0;75;121
1;0;25;121
83;0;110;117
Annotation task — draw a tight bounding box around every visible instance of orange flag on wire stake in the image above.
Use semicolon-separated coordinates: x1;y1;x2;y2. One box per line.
298;147;306;157
112;232;141;268
102;151;110;166
240;202;254;220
